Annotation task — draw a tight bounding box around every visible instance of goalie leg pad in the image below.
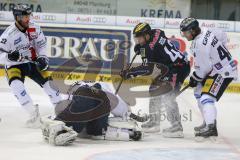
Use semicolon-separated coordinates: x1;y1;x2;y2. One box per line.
104;117;143;141
40;116;78;146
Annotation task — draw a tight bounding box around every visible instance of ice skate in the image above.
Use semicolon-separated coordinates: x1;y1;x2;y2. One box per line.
141;120;160;133
162;122;184;138
195;121;218;142
194;121;206;134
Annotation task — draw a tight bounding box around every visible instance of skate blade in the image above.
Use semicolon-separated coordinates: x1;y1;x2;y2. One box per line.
162;131;184;138
195;136;218;142
142;128;160;133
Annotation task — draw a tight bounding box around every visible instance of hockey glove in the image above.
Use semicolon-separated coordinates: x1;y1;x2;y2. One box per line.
36;56;49;71
189;72;203;87
134;44;141;55
8;50;22;62
120;69;132;80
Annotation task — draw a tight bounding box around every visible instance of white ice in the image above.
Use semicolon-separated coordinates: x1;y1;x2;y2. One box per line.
0;77;240;160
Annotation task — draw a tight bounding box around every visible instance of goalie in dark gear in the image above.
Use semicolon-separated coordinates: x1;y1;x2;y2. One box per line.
55;83;111;135
40;82;144;146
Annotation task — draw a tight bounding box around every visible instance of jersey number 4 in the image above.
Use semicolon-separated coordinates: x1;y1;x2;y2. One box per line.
217;45;231;61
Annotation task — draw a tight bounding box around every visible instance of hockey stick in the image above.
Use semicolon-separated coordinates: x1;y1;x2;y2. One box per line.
129;112;149;122
114;53;138;95
113;53;150;122
177;83;190;97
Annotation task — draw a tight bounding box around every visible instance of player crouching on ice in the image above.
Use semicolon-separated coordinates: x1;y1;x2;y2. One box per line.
40;82;145;146
0;4;62;128
180;18;238;140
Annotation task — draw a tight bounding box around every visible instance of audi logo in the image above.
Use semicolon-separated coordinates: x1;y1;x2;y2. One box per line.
42;15;56;21
92;17;107;23
144;20;156;25
217;23;230;29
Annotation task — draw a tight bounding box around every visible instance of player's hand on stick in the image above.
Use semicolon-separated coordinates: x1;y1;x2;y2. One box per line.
120;69;134;80
35;56;49;71
7;50;23;62
134;44;141;55
189;71;202;87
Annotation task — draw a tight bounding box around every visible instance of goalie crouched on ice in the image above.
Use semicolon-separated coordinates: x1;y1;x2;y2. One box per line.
40;82;143;146
0;4;61;128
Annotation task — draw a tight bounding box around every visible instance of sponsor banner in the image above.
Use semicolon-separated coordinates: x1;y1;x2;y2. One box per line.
0;0;189;18
116;16;164;28
0;11;14;21
164;18;182;29
0;11;65;23
32;12;66;24
66;0;117;16
235;22;240;32
0;0;65;13
198;19;235;32
1;68;239;93
117;0;191;18
0;24;131;72
66;14;115;26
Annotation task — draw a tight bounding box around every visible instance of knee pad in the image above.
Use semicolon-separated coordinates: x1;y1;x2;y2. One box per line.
200;94;216;106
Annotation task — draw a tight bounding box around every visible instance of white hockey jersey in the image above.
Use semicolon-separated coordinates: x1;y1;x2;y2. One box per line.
0;21;47;67
190;28;238;80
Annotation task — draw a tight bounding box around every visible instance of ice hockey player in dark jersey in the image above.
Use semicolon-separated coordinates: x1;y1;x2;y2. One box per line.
120;23;190;137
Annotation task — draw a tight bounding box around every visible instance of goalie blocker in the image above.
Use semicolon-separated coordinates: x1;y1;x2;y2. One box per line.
40;83;143;146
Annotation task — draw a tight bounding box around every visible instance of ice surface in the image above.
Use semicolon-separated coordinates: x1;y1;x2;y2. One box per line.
0;77;240;160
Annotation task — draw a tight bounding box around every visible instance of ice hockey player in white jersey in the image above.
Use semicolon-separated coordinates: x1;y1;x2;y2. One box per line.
40;82;144;146
180;17;238;139
0;4;62;128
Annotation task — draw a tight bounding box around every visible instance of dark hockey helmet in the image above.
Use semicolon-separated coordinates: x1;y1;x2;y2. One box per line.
13;4;32;20
180;17;199;32
92;83;102;90
133;23;151;37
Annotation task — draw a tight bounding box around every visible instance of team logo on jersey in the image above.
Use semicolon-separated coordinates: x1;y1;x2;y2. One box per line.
14;37;21;45
20;90;27;96
214;62;223;70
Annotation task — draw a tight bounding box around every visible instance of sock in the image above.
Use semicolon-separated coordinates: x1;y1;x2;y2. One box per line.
43;81;62;105
202;103;217;125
